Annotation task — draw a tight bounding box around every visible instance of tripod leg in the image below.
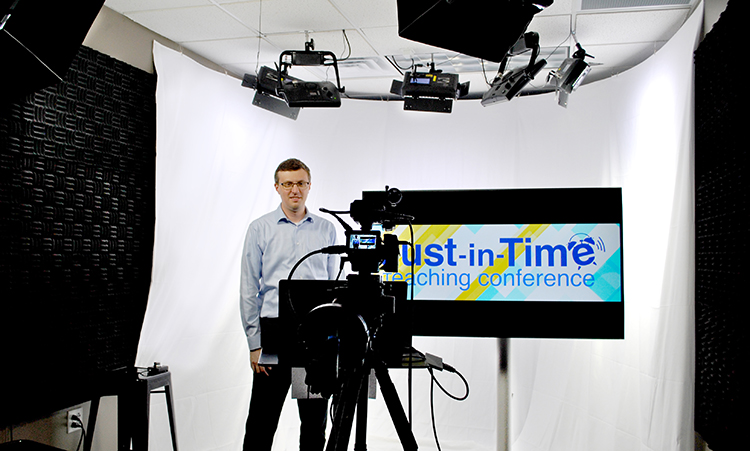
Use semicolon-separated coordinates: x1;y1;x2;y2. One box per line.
374;363;418;451
354;370;370;451
326;367;368;451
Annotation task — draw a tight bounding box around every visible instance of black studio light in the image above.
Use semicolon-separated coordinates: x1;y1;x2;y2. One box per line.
241;39;345;119
481;32;547;106
277;39;344;108
390;62;470;113
242;66;301;120
547;42;593;108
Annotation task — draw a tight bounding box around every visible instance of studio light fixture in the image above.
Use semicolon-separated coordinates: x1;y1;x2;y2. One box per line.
547;42;593;108
276;38;344;108
481;32;547;107
242;66;301;120
241;39;345;118
390;62;470;113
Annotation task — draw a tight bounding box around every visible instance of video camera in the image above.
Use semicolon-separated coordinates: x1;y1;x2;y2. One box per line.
324;186;406;274
279;186;418;450
281;187;413;388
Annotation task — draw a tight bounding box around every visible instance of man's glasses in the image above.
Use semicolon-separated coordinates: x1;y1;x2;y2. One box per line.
278;181;310;190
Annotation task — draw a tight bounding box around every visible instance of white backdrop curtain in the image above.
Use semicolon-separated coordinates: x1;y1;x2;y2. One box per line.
137;3;700;450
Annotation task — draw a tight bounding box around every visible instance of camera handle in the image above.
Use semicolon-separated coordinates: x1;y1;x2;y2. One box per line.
326;357;418;451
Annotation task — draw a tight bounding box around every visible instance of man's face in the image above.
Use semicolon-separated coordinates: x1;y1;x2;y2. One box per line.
275;169;311;215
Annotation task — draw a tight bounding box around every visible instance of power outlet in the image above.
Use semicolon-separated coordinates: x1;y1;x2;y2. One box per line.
67;408;83;434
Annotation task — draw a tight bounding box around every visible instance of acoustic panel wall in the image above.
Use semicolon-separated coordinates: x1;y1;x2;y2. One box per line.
694;1;745;449
0;46;156;426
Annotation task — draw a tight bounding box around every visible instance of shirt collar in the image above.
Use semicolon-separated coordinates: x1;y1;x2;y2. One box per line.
274;204;313;224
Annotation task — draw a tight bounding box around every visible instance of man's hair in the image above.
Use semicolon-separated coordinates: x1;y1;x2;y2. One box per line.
275;158;311;184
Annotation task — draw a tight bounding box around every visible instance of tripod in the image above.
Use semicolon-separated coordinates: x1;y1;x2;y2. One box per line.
326;355;418;451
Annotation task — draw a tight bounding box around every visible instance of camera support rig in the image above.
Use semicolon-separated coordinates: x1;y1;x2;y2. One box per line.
291;187;418;450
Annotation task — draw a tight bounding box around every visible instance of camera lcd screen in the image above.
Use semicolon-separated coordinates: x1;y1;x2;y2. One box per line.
362;188;624;339
348;233;378;250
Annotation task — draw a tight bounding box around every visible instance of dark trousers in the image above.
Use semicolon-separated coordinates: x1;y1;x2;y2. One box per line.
243;366;328;451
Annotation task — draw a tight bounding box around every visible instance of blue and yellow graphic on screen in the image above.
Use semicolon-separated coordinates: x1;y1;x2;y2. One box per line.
381;224;622;302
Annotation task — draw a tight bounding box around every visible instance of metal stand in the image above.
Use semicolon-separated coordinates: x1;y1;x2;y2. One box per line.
326;359;417;451
498;338;510;451
126;370;179;451
85;367;178;451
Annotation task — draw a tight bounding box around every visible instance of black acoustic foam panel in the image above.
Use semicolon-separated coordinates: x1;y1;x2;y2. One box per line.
694;1;746;450
0;45;156;425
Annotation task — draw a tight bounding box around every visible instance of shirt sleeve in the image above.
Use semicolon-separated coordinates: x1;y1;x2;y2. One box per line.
240;222;263;350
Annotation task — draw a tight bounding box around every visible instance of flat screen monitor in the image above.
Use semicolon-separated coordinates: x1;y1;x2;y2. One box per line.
363;188;624;339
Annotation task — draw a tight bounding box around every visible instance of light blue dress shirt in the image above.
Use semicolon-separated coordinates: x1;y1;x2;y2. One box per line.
240;205;338;351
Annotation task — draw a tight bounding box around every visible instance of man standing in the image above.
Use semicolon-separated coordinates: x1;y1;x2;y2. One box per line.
240;158;338;450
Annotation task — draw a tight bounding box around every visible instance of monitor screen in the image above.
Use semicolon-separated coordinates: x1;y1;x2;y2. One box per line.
363;188;624;339
383;223;621;302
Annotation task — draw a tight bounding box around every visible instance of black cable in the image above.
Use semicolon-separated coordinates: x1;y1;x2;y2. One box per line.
75;428;86;451
339;29;352;61
71;415;86;451
384;56;403;76
546;30;573;62
426;364;470;451
385;55;414;73
429;370;441;451
285;248;330;316
430;365;469;401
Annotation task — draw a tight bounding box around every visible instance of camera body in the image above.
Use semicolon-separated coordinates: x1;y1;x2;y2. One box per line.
278;188;412;396
345;230;400;274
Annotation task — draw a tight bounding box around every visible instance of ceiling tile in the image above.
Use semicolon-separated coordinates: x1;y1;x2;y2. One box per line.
222;0;352;34
529;14;575;48
105;0;209;13
182;37;280;65
329;0;399;28
264;29;376;58
586;41;667;71
360;26;449;57
336;57;399;80
125;6;257;42
575;9;689;45
539;0;575;16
